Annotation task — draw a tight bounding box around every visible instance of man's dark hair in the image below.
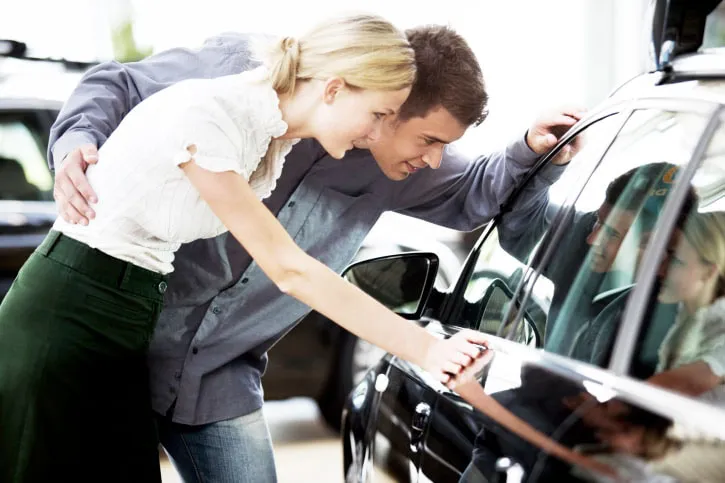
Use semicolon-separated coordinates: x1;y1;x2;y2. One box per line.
399;25;488;127
604;162;697;231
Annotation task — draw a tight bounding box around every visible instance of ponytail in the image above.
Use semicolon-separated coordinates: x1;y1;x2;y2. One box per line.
267;36;301;95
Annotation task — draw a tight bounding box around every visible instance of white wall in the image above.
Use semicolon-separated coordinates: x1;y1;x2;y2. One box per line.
1;0;650;156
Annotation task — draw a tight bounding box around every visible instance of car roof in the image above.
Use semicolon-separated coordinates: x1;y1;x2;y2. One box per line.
648;0;724;70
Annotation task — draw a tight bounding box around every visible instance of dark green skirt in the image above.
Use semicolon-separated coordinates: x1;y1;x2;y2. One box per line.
0;231;167;482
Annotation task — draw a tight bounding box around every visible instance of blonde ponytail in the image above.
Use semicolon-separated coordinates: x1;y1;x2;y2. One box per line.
256;14;415;95
266;36;302;95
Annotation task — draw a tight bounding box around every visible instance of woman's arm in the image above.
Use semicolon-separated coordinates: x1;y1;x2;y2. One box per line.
181;160;489;385
647;361;722;396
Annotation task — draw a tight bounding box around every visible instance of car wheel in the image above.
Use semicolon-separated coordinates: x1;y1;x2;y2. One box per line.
317;332;386;431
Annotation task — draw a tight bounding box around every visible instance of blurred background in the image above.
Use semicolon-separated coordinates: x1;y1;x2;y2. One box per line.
0;0;651;155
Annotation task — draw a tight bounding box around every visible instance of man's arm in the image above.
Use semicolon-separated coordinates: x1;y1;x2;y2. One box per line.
393;135;564;232
49;32;258;169
392;110;582;232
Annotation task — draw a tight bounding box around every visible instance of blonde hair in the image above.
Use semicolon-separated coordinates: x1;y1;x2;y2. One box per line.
257;14;416;95
683;211;725;298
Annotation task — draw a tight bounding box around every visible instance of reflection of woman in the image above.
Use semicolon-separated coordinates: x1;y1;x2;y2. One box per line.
649;211;725;397
571;212;725;482
0;14;487;483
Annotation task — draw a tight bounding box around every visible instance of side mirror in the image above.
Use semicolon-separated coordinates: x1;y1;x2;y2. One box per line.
477;279;541;347
342;252;439;320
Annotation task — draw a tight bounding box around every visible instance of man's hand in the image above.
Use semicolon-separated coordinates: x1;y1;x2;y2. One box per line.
421;329;493;389
53;144;99;225
526;107;586;165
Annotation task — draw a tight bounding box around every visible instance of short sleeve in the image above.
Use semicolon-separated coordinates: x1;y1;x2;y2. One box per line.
171;104;252;179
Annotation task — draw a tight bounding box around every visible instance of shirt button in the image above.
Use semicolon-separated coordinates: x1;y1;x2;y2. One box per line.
192;347;199;355
287;201;296;208
241;277;249;284
174;371;182;380
158;281;168;294
212;306;221;315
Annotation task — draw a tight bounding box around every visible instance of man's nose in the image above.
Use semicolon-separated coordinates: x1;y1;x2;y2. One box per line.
421;145;443;169
586;224;601;246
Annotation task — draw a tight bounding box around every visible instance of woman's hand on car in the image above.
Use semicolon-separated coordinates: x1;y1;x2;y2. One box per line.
421;329;494;389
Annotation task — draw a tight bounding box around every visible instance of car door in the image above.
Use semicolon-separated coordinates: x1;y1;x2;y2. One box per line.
443;103;720;482
415;112;630;482
357;349;438;483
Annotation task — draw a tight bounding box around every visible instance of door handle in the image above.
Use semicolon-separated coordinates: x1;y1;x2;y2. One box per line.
410;402;431;453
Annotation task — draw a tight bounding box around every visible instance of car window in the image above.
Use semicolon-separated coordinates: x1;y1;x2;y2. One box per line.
703;1;725;50
0;114;53;201
455;114;625;340
529;109;709;365
629;119;725;407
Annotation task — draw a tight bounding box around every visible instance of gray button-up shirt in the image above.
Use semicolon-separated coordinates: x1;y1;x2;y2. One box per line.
49;33;557;425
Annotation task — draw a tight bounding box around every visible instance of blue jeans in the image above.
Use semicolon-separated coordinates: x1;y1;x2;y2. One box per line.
157;409;277;483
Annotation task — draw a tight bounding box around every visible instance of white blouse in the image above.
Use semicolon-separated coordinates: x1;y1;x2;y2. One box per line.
54;66;299;274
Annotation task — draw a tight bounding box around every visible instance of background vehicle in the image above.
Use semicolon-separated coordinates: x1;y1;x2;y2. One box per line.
0;40;468;430
343;1;725;480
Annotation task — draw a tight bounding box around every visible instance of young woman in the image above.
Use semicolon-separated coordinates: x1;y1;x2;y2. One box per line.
651;210;725;395
0;14;488;482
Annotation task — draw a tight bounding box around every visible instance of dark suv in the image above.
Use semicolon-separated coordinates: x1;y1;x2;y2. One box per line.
342;1;725;481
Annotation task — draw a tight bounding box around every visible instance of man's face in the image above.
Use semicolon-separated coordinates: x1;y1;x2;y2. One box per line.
356;106;467;181
586;203;637;273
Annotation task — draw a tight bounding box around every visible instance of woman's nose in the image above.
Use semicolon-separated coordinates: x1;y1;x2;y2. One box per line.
365;120;383;143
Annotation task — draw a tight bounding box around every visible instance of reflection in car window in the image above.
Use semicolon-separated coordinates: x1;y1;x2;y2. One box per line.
0;118;53;201
632;123;725;417
528;110;709;365
456;115;625;342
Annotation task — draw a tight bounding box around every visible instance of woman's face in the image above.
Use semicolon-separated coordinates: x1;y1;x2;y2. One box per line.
314;82;411;159
658;231;714;309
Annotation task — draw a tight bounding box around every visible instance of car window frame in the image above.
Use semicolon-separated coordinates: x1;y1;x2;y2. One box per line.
609;103;725;376
507;98;720;364
440;107;632;335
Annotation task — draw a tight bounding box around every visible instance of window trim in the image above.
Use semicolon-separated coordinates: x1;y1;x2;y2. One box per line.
498;108;633;341
440;108;629;329
512;100;721;353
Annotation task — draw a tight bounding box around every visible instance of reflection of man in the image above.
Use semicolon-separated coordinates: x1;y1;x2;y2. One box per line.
501;163;679;353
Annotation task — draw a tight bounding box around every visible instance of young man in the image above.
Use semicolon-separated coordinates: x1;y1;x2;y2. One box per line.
50;26;581;482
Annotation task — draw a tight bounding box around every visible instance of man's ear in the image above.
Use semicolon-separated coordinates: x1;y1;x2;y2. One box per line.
323;77;346;104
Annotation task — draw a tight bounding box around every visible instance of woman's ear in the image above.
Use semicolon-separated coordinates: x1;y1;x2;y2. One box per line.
703;262;720;285
323;77;346;104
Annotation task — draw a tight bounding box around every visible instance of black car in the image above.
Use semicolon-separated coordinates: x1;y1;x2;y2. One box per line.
343;1;725;481
0;41;464;430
